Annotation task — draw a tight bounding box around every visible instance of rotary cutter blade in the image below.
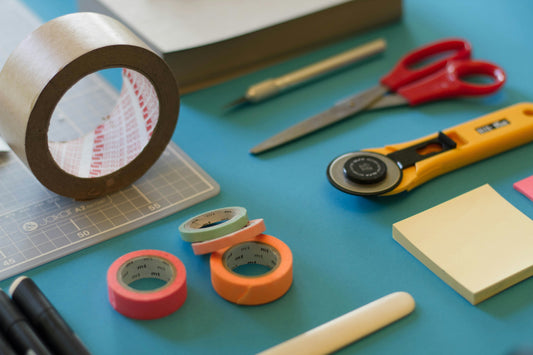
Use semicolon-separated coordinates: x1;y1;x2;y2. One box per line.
327;103;533;196
327;151;403;196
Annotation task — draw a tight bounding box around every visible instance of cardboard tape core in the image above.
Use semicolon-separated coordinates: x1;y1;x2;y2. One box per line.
223;241;280;273
118;255;174;290
48;69;159;178
0;12;179;200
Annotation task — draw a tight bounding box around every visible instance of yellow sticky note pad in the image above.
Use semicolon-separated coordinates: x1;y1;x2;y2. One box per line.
393;184;533;305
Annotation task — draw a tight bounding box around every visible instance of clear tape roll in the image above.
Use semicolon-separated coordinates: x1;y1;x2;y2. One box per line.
0;12;179;200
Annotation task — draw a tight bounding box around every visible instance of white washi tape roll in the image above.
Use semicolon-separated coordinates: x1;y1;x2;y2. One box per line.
0;12;179;200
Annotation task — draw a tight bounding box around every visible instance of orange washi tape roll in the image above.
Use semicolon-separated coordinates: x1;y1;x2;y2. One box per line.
210;234;292;305
107;250;187;320
192;218;266;255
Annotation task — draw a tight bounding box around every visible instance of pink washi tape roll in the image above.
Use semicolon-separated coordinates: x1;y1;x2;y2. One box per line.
107;250;187;320
191;218;266;255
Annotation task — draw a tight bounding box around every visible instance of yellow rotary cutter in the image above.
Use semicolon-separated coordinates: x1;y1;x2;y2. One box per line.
327;103;533;196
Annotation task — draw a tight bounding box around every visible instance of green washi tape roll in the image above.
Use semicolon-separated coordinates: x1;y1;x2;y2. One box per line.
179;207;248;242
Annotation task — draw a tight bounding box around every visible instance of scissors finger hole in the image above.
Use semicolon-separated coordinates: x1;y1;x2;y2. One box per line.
458;73;497;85
407;50;459;69
452;61;505;85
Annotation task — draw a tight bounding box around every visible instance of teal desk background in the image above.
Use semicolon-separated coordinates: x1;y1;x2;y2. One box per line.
3;0;533;353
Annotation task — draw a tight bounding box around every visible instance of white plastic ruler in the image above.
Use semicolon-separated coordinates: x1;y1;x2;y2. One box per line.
0;0;219;280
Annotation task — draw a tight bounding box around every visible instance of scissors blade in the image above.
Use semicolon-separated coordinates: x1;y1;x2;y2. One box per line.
250;84;388;154
365;94;409;110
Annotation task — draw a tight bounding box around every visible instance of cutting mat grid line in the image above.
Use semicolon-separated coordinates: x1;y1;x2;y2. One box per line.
0;0;219;280
0;144;218;277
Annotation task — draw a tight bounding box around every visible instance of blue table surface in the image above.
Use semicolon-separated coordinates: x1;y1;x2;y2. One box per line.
5;0;533;354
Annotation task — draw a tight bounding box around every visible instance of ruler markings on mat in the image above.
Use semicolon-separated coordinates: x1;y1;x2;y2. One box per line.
0;0;219;280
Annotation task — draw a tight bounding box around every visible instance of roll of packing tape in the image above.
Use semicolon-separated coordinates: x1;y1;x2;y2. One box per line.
107;250;187;320
179;207;248;242
0;12;179;200
192;218;266;255
210;234;293;305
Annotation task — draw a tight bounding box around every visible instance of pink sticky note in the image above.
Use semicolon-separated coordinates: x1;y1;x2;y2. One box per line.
513;175;533;201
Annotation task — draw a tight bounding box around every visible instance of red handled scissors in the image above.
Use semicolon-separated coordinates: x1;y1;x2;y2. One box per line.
250;38;506;154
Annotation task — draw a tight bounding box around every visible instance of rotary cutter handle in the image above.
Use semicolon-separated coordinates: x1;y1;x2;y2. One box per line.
327;103;533;196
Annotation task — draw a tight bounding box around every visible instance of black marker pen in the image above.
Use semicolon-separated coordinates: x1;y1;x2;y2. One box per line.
10;276;91;355
0;288;52;355
0;330;16;355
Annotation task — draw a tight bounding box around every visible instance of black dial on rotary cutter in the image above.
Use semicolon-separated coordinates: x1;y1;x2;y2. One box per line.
343;155;387;184
327;151;402;196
